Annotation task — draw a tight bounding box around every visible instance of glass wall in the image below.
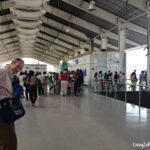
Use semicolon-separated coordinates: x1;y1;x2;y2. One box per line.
126;47;147;80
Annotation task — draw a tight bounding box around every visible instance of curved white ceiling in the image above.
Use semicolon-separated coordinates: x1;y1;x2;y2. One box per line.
14;19;40;28
15;9;41;19
0;0;148;64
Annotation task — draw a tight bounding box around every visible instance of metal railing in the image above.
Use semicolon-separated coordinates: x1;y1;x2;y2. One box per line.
89;79;149;108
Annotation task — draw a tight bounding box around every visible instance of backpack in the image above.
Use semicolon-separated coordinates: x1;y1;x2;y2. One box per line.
13;85;23;98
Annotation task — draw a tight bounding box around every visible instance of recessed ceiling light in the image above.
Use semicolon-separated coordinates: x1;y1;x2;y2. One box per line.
64;26;71;32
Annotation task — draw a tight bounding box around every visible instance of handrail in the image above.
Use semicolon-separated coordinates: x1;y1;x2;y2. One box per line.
88;79;149;108
89;79;148;90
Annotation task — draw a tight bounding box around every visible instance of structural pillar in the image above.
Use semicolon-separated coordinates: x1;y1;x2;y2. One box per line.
54;64;59;72
75;51;78;56
89;38;94;52
101;37;107;51
101;30;108;72
80;48;86;54
147;9;150;88
118;22;126;74
61;60;68;72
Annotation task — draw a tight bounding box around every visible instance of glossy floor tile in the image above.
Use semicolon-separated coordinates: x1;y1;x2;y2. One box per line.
16;89;150;150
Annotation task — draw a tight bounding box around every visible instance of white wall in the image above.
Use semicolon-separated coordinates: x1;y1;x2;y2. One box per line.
22;64;47;74
68;55;90;85
68;52;120;85
68;53;108;84
90;53;107;79
107;53;119;72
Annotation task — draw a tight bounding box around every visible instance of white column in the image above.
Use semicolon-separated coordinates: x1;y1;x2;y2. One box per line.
75;51;78;56
89;38;94;52
101;37;107;51
80;48;86;54
101;31;108;72
54;64;58;72
118;22;126;74
147;10;150;88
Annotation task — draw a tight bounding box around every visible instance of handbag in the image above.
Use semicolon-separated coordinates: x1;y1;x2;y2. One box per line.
0;97;25;123
0;85;25;123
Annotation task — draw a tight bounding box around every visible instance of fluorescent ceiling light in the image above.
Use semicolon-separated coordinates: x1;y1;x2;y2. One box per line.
64;26;71;32
54;38;59;43
41;10;46;15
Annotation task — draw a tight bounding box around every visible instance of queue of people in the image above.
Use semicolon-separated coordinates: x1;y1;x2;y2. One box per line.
12;69;84;108
49;69;84;96
130;70;147;90
93;69;147;91
93;70;126;91
17;70;47;107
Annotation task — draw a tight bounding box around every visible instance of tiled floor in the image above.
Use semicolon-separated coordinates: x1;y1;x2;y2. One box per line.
16;89;150;150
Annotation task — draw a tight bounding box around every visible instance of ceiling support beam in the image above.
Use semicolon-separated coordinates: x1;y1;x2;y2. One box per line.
35;41;67;56
35;45;61;58
44;3;140;46
33;53;58;65
62;0;147;35
36;34;74;52
128;0;147;12
34;50;59;62
40;24;118;52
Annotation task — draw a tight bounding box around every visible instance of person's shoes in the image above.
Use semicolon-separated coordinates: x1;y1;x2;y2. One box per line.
32;104;36;107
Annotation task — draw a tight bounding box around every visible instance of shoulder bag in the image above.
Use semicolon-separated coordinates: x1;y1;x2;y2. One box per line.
0;86;25;123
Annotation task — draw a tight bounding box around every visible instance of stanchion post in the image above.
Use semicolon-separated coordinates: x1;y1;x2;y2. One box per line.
139;85;141;108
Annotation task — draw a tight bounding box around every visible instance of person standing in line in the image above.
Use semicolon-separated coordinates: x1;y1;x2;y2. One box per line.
49;74;54;93
0;58;24;150
98;71;104;90
54;73;60;95
60;69;68;96
93;72;98;91
114;71;119;90
67;76;72;95
119;72;126;90
74;70;81;96
130;69;138;90
139;71;146;90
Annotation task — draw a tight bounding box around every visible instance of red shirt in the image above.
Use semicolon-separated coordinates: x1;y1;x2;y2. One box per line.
60;73;68;81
